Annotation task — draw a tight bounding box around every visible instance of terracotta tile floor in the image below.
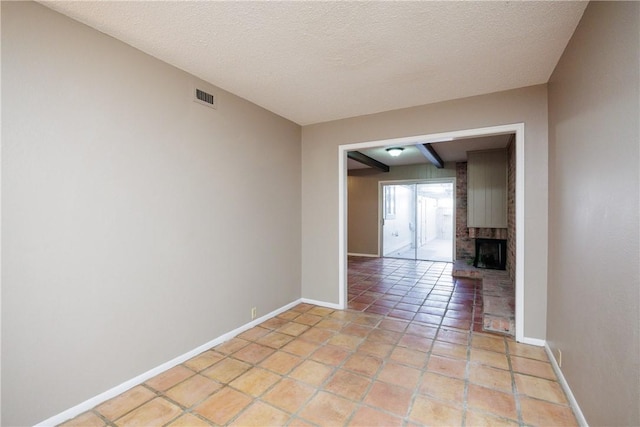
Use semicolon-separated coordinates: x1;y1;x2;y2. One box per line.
347;257;484;333
61;257;578;427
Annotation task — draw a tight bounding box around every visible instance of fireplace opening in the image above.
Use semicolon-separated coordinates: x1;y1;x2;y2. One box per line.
474;238;507;270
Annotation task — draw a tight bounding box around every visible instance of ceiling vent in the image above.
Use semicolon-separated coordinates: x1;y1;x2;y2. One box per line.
194;87;217;109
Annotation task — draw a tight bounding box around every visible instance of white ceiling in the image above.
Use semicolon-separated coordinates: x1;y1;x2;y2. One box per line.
41;1;587;126
348;133;513;170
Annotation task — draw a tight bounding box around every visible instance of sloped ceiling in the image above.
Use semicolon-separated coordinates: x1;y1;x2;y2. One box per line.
42;1;587;125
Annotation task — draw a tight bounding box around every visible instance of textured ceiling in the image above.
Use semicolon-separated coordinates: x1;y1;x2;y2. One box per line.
42;1;587;125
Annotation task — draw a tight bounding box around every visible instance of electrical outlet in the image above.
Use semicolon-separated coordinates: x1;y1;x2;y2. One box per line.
556;348;562;367
251;307;257;320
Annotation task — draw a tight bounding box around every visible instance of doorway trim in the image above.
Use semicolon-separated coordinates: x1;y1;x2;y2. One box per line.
378;178;456;262
339;123;526;343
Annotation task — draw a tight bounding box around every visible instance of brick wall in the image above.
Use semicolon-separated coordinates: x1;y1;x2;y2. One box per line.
455;162;474;261
507;138;516;281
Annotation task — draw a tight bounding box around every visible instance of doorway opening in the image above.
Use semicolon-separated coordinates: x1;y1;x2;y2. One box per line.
338;123;526;342
381;179;455;262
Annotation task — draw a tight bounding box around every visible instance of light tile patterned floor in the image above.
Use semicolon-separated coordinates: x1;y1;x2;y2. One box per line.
61;257;578;426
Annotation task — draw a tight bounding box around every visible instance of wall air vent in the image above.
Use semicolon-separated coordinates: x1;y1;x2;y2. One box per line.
194;88;217;109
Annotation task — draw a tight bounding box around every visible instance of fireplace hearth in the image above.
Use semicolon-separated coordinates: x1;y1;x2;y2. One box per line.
474;238;507;270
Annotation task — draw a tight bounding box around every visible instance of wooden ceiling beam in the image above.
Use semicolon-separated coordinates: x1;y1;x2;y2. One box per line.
416;143;444;169
347;151;390;172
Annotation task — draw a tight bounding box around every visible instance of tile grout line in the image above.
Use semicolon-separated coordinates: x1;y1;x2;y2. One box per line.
505;338;525;426
290;310;361;426
288;308;413;425
225;305;326;426
91;409;114;427
272;308;381;425
399;263;455;425
460;276;478;426
101;381;177;426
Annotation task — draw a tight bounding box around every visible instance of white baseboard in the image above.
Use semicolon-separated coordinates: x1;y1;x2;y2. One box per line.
36;299;303;427
518;336;546;347
347;252;379;258
545;343;588;427
300;298;343;310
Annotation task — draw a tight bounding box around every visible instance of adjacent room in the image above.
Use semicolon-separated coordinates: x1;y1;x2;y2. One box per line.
2;1;638;426
346;133;517;336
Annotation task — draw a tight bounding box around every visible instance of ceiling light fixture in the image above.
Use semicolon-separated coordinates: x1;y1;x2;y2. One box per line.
386;147;404;157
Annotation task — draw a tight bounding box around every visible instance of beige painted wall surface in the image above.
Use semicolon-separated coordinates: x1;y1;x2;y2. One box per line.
302;85;549;340
348;163;456;255
1;2;301;425
547;2;639;425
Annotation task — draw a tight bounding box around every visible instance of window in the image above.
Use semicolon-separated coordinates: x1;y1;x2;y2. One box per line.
384;186;396;219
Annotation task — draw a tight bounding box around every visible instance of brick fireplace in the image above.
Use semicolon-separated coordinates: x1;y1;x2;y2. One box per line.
455;139;515;280
474;238;507;270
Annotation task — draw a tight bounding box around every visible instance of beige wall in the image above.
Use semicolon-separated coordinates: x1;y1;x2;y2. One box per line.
347;163;456;255
1;2;301;425
302;85;549;340
547;2;639;425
